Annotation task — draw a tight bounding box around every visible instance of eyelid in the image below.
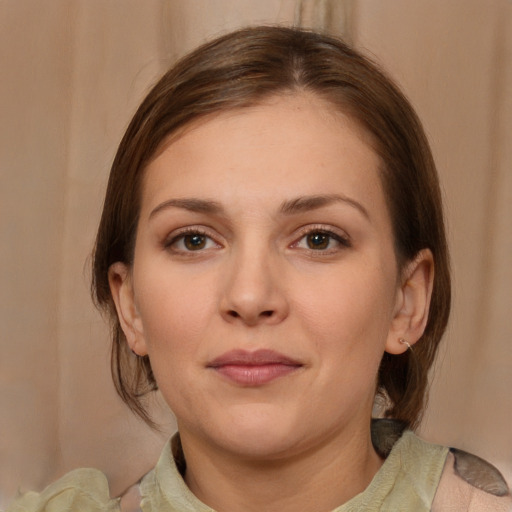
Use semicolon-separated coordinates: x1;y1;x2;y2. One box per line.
161;223;350;253
163;225;223;251
290;224;352;250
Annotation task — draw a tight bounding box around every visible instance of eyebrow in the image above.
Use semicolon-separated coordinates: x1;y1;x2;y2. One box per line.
280;194;370;220
149;194;369;220
149;198;224;219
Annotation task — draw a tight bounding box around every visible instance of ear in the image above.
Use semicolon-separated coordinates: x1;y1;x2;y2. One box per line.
385;249;434;355
108;262;148;356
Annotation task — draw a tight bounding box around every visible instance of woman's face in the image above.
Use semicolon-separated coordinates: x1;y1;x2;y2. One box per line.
112;94;414;460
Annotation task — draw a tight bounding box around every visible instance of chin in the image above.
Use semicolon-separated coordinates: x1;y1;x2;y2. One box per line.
221;430;300;461
207;404;313;461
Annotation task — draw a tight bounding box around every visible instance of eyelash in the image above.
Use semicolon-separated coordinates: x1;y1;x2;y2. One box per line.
163;225;351;255
292;225;351;253
164;227;220;253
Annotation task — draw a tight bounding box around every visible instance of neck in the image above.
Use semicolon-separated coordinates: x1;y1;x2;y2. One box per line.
180;425;383;512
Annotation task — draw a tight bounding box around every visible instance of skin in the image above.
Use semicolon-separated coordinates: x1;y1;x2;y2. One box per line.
110;93;433;512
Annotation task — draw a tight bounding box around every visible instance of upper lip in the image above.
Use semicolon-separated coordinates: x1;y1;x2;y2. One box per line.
207;349;302;368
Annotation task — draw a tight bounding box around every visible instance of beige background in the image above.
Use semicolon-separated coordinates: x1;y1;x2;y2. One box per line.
1;0;511;506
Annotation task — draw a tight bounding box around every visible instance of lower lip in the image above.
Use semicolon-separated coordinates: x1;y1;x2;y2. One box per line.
212;363;300;386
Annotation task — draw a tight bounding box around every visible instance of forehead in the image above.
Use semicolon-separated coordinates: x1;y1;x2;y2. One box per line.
140;93;386;219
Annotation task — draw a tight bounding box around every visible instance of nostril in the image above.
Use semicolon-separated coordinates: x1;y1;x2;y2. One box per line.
227;309;274;319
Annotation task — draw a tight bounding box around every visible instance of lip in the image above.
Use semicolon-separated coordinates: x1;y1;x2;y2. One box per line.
206;349;303;386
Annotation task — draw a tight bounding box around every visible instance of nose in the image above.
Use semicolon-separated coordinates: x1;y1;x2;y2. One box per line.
220;245;289;327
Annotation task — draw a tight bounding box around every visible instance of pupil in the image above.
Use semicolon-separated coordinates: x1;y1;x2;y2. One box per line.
307;233;329;249
185;234;206;250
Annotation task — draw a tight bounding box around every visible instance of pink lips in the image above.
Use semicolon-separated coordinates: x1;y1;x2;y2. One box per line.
207;349;302;386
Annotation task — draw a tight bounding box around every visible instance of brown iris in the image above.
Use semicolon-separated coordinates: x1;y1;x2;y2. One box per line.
184;234;207;250
307;232;330;250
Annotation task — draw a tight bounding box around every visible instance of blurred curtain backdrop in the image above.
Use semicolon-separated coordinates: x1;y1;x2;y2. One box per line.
1;0;510;505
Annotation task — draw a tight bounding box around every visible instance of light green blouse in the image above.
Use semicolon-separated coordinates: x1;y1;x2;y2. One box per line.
141;431;448;512
6;429;449;511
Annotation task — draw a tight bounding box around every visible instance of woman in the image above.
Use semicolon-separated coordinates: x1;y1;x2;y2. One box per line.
7;26;511;512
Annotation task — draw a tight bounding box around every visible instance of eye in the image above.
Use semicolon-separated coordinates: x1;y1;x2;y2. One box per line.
166;229;220;252
293;228;350;251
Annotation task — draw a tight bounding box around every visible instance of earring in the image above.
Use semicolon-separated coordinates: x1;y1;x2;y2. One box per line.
399;338;412;351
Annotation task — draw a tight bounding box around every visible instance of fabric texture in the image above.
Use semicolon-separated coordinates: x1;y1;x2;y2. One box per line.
139;430;447;512
6;424;511;511
432;451;512;512
5;469;119;512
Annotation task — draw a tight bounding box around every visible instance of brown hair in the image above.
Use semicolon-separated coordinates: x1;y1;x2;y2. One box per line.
92;26;450;429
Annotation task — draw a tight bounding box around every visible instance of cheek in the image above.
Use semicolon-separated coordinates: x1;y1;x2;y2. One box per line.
300;262;395;326
133;268;217;413
293;260;397;361
133;263;217;357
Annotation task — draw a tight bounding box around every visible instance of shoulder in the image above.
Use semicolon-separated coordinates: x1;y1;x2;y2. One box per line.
371;419;511;511
5;468;122;512
432;448;512;511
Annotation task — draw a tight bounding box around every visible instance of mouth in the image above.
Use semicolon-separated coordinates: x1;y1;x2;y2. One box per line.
206;349;303;386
